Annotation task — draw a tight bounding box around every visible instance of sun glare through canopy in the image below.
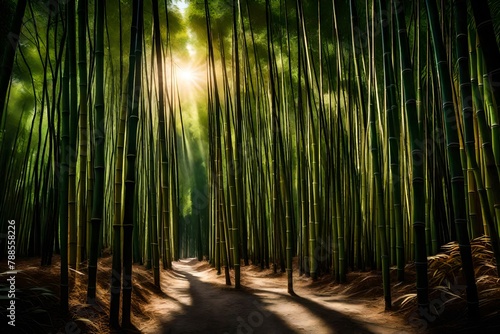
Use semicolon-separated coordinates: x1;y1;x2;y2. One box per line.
178;67;196;84
174;62;205;94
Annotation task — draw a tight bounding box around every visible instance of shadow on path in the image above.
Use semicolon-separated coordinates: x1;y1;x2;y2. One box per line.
251;287;390;333
158;262;377;334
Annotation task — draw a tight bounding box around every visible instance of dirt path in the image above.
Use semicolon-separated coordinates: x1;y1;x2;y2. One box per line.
139;259;415;334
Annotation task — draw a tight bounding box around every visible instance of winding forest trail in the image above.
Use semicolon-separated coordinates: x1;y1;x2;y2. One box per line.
140;259;415;334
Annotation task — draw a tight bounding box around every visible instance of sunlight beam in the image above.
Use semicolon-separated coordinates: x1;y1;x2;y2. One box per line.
178;68;196;84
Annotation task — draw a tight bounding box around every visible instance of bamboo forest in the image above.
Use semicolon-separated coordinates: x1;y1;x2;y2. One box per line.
2;0;500;333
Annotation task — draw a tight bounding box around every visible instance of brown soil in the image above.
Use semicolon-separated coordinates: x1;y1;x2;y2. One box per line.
140;259;412;334
2;237;499;333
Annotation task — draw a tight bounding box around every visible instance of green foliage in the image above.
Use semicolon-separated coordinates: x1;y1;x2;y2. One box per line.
3;0;500;328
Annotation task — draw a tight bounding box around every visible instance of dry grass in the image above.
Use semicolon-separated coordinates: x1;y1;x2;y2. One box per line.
1;254;166;333
409;236;500;332
0;265;60;333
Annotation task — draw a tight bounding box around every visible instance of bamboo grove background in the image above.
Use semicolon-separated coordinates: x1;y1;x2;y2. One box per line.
1;0;500;327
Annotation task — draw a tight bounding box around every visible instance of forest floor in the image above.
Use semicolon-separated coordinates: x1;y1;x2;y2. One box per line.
139;258;413;334
2;237;500;333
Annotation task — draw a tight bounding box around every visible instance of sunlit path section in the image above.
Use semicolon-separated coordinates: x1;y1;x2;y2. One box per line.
140;259;415;334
